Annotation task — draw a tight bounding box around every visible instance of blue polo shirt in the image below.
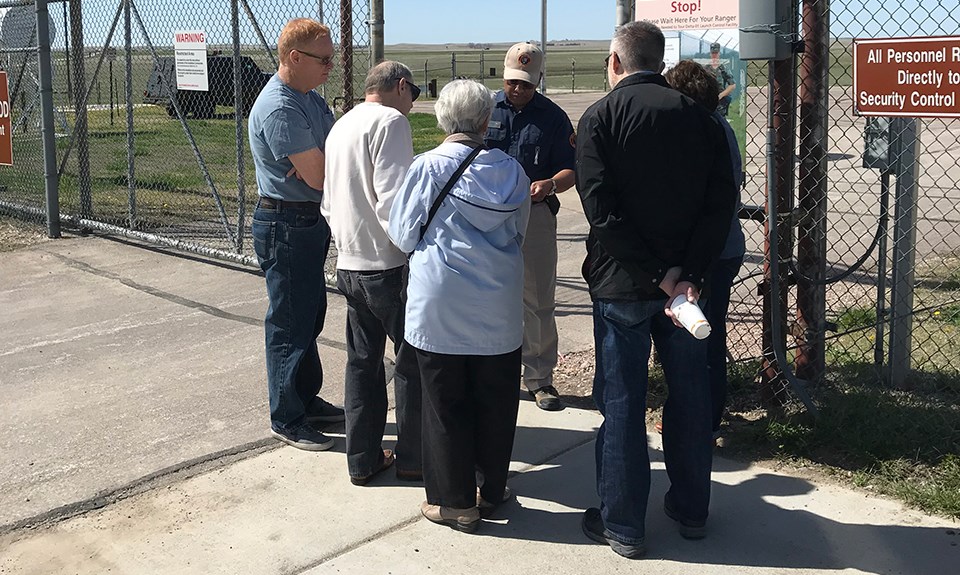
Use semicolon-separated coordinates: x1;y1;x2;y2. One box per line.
248;74;336;202
484;91;575;184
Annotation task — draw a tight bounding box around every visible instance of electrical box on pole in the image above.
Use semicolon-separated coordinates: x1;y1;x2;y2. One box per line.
739;0;793;60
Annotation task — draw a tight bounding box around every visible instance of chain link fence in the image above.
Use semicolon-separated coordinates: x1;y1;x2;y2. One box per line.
725;0;960;454
0;0;371;266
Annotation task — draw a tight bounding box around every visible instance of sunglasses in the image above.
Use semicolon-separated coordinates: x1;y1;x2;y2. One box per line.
400;78;421;101
294;48;334;67
506;79;536;90
604;53;615;67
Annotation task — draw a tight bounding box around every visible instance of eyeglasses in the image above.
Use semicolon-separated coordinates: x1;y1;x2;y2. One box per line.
604;53;615;68
294;48;334;67
505;79;536;90
400;78;421;102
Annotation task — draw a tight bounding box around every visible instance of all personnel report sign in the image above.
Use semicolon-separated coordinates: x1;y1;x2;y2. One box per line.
853;36;960;117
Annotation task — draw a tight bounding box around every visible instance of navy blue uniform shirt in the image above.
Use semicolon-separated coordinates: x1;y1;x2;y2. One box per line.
484;91;575;184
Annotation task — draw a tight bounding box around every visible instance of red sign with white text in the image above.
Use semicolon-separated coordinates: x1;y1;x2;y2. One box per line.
0;71;12;166
635;0;739;31
854;36;960;118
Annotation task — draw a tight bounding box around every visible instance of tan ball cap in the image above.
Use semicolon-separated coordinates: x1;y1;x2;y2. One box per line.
503;42;543;85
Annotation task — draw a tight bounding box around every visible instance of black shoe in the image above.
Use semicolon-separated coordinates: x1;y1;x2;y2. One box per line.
529;385;563;411
270;423;335;451
581;508;646;559
305;397;345;423
663;497;707;539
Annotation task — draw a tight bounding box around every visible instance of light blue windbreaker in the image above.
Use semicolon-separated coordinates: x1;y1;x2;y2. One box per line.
389;141;531;355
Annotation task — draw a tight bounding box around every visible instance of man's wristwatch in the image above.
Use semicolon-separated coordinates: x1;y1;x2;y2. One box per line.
547;178;557;195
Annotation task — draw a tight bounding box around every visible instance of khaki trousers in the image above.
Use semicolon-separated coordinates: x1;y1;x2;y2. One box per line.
521;201;559;391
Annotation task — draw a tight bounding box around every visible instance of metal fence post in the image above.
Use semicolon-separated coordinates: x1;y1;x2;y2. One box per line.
888;117;922;389
451;52;456;81
795;0;829;385
340;0;354;112
35;0;60;238
232;0;246;253
370;0;383;64
124;0;136;228
69;0;93;218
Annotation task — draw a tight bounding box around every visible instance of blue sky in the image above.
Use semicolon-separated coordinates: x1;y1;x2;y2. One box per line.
384;0;616;44
55;1;958;50
383;0;958;45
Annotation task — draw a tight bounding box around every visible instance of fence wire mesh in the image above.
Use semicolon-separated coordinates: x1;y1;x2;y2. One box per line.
730;0;960;437
0;0;370;267
2;2;960;432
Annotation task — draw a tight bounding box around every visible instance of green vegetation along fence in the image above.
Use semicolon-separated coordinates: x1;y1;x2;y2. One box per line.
723;0;960;487
0;0;371;266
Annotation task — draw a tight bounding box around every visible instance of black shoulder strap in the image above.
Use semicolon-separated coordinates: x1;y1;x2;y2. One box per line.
417;145;483;245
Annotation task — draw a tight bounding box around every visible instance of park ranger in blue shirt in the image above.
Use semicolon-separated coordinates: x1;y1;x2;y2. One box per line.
484;42;576;411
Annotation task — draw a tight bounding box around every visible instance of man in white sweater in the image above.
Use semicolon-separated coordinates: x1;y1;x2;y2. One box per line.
321;61;422;485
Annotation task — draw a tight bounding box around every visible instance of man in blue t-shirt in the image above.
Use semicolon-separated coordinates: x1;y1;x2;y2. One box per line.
484;42;576;411
248;18;343;451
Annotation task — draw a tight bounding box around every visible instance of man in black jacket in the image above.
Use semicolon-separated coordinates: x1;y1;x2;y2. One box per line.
575;21;736;559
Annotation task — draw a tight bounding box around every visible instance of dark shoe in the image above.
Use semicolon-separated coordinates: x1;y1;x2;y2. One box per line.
420;501;480;533
350;449;395;486
396;468;423;482
305;397;346;424
663;497;707;539
581;508;645;559
270;423;335;452
529;385;563;411
477;485;512;518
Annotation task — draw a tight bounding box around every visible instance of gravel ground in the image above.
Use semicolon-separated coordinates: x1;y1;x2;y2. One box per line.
0;216;48;252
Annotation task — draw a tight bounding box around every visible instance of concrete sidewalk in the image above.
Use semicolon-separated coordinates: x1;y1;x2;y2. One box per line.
2;402;957;574
1;86;958;570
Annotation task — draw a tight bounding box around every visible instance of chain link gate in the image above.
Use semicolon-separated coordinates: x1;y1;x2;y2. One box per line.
724;0;960;459
0;0;371;266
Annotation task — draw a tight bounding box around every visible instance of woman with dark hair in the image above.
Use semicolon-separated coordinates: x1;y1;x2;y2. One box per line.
665;60;744;448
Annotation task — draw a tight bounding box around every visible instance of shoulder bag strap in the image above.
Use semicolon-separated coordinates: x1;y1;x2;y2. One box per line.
417;145;483;244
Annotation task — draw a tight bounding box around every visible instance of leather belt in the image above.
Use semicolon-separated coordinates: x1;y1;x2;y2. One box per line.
258;196;320;210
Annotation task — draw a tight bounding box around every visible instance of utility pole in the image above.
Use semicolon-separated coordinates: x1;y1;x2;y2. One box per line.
540;0;547;93
616;0;633;27
370;0;384;64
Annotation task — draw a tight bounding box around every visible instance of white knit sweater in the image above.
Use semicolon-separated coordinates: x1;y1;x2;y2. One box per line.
321;102;414;271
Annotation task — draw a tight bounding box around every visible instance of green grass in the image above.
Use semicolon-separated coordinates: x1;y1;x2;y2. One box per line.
732;375;960;518
0;107;446;232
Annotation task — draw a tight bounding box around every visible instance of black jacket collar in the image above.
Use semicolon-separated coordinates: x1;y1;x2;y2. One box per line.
611;72;670;92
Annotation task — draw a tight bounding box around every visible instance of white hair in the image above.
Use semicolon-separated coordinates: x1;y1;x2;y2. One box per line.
434;79;494;135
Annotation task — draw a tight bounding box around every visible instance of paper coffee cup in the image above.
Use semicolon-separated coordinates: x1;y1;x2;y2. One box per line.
670;294;712;340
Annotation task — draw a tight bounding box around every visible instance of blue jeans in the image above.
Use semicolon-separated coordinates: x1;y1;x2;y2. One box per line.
337;267;422;477
252;202;330;432
592;299;713;545
705;256;743;433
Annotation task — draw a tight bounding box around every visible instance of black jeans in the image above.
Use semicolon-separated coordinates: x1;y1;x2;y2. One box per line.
416;347;521;509
705;256;743;433
337;267;422;477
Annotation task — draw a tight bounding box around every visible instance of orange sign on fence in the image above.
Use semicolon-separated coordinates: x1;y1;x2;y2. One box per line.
853;36;960;118
0;71;12;166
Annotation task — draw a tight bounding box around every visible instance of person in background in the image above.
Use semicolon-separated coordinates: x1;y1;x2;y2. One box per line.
575;21;736;558
248;18;345;451
322;61;423;486
389;79;530;534
484;42;576;412
705;41;736;117
665;59;745;449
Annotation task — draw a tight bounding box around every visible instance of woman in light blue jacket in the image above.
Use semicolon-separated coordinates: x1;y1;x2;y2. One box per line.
389;79;530;534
